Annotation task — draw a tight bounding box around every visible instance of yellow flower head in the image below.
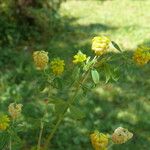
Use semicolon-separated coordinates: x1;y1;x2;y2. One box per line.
92;36;110;56
50;58;65;76
90;130;109;150
73;51;87;64
33;50;49;70
112;127;133;144
133;45;150;65
8;103;23;119
0;114;10;131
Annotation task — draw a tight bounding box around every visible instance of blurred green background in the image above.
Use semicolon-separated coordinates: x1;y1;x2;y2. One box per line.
0;0;150;150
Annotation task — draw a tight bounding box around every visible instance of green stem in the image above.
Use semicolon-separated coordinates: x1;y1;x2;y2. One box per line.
9;136;12;150
44;72;89;149
37;120;44;150
44;56;98;149
9;119;14;150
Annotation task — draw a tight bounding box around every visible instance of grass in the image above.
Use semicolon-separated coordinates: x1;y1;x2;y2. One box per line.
0;0;150;150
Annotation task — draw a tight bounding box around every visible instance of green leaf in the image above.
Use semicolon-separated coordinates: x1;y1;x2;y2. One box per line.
111;68;119;81
91;69;100;84
104;64;119;83
111;41;122;52
70;105;85;120
54;100;67;115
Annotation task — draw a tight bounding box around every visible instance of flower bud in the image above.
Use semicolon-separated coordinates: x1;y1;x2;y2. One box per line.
33;50;49;70
8;103;23;119
90;130;109;150
112;127;133;144
92;36;110;56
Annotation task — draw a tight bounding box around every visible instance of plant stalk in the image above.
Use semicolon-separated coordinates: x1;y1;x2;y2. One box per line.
37;121;44;150
44;57;97;149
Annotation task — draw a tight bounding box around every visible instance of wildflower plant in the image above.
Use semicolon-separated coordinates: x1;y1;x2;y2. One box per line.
1;36;149;149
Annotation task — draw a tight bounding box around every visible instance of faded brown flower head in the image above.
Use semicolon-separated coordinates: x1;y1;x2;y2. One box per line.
33;50;49;70
112;127;133;144
8;103;23;119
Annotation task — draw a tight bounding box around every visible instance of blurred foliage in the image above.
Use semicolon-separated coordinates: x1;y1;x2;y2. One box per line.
0;0;65;47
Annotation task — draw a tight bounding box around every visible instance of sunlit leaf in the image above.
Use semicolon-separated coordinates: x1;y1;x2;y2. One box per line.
91;69;100;84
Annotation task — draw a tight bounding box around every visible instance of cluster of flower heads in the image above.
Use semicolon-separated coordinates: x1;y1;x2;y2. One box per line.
133;45;150;65
90;127;133;150
32;36;111;72
33;51;65;76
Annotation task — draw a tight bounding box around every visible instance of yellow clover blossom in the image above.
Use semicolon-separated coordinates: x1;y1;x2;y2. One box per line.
0;114;10;131
90;130;109;150
50;58;65;76
73;51;87;64
92;36;110;56
133;45;150;65
8;103;23;119
112;127;133;144
33;50;49;70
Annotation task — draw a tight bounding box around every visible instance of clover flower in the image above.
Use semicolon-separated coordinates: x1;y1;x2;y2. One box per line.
133;45;150;65
0;114;10;131
112;127;133;144
92;36;110;56
73;51;87;64
33;50;49;70
8;103;23;119
90;130;109;150
50;58;65;76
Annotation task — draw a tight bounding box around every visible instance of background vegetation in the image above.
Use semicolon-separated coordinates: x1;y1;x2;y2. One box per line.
0;0;150;149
